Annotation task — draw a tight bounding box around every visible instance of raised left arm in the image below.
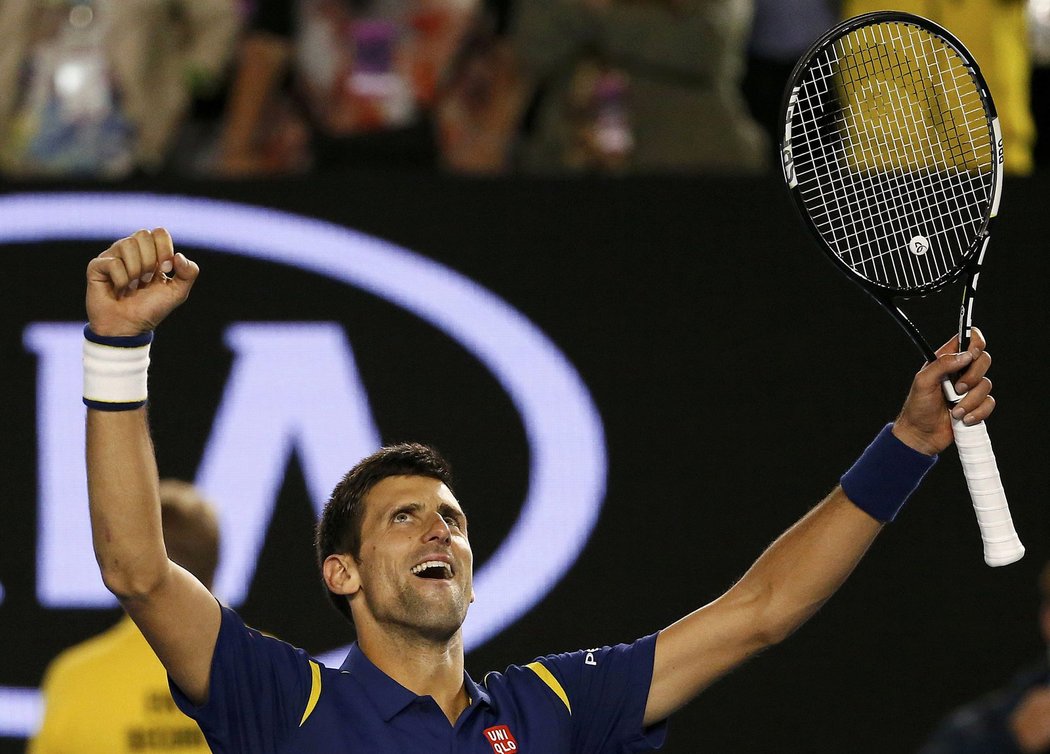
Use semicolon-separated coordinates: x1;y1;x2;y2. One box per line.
643;331;996;726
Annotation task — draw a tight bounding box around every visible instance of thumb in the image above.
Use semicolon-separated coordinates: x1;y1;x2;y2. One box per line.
162;253;200;309
918;349;973;387
170;252;200;289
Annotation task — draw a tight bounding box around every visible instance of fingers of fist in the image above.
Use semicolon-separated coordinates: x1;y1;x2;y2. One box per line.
90;228;180;296
950;381;995;425
933;326;987;358
952;350;991;395
921;328;996;426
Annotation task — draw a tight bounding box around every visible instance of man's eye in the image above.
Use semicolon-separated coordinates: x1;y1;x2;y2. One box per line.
393;512;411;523
444;516;460;528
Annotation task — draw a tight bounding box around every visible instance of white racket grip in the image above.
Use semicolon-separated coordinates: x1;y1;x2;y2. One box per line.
951;417;1024;567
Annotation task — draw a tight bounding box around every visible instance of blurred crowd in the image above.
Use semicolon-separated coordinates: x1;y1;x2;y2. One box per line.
0;0;1047;180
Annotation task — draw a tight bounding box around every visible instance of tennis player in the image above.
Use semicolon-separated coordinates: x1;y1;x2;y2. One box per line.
83;229;997;753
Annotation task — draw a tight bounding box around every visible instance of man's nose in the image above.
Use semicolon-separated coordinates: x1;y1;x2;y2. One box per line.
423;512;452;542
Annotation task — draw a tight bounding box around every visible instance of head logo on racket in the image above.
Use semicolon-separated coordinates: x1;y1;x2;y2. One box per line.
909;235;929;256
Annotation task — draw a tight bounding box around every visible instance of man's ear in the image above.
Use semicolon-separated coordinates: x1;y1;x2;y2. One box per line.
323;554;360;597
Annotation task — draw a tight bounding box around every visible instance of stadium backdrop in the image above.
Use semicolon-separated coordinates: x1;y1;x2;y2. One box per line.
0;173;1047;753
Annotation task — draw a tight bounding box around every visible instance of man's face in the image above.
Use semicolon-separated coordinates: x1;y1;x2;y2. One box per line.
350;475;474;642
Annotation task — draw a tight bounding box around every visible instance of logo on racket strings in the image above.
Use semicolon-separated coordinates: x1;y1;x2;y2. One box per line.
909;235;929;256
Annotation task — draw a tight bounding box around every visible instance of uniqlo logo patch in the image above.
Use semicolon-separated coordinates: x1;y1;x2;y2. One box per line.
483;725;519;753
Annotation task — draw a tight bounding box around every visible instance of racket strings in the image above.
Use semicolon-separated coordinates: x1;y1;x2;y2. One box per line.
837;27;988;270
845;31;961;279
819;28;980;279
814;38;938;288
789;20;995;292
811;26;986;282
818;25;986;260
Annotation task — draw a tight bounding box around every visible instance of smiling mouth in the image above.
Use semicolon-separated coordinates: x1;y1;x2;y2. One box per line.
410;561;454;580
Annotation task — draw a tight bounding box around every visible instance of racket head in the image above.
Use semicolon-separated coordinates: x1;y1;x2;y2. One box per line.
780;12;1004;299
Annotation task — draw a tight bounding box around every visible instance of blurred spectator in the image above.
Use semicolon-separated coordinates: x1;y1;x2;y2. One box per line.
215;0;304;175
918;562;1050;754
842;0;1036;175
28;480;219;754
434;2;526;173
0;0;239;179
511;0;768;174
743;0;838;162
216;0;477;175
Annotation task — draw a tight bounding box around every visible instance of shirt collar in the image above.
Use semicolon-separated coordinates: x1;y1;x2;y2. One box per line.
465;670;491;709
340;643;491;722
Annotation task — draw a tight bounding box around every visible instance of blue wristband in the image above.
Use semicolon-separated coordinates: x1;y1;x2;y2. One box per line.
83;324;153;349
840;424;937;523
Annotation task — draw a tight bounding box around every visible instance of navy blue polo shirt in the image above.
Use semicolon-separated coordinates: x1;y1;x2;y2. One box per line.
172;607;667;753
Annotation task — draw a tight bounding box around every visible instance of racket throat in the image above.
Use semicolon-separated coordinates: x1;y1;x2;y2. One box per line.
870;296;938;362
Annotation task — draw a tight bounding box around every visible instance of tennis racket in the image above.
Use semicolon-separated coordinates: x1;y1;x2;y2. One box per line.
780;11;1023;566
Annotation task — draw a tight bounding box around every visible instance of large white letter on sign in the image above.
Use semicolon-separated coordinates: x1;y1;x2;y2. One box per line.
198;323;381;604
24;323;109;607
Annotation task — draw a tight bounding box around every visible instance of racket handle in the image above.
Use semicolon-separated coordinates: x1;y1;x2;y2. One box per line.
950;417;1024;567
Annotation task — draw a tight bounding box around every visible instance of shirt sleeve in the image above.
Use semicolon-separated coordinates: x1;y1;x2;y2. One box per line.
533;632;668;754
169;606;314;754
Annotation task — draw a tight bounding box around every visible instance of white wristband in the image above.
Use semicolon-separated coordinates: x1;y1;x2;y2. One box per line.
82;325;153;410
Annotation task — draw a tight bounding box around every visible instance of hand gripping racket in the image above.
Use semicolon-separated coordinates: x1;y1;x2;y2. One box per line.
780;12;1023;566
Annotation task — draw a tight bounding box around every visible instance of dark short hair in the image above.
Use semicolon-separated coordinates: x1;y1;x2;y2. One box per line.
314;443;455;623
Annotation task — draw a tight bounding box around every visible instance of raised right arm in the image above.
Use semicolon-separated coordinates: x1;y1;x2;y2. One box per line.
85;229;218;706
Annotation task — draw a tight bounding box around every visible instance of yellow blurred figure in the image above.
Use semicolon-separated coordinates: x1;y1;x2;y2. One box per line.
842;0;1034;174
27;480;219;754
829;22;994;174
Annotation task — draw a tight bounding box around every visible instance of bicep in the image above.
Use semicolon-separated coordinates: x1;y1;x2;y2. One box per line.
644;588;770;726
121;560;221;707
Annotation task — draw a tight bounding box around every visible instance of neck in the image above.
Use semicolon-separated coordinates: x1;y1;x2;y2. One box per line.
358;627;470;724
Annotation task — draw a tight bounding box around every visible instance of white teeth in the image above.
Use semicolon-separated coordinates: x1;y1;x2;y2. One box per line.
411;561;453;577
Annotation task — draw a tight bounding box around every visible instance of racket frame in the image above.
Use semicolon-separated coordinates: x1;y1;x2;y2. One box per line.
781;11;1004;360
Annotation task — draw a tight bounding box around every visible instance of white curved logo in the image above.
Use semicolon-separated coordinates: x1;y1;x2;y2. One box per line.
0;193;607;734
909;234;929;256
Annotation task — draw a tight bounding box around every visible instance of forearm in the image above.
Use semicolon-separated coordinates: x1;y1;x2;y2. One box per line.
647;345;988;725
739;421;944;641
733;419;943;644
647;422;939;724
86;408;168;598
730;488;881;645
646;487;881;724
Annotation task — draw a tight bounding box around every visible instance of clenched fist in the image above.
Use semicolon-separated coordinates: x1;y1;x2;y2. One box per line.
86;229;199;337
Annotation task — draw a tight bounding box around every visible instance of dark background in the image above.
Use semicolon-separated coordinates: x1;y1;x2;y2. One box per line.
1;173;1047;753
